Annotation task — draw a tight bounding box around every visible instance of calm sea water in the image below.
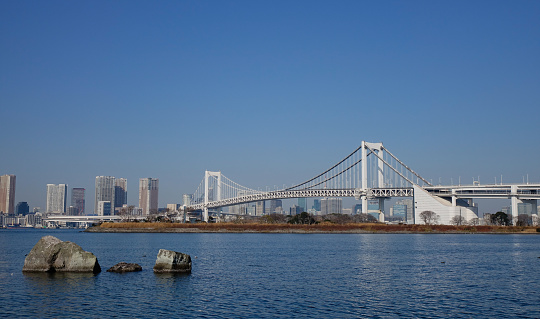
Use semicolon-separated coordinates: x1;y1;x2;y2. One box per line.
0;229;539;318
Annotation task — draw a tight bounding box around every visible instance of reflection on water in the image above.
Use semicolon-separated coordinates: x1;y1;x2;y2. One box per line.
1;230;539;318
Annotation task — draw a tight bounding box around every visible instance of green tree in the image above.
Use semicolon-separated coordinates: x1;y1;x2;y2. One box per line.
491;211;510;226
288;212;315;225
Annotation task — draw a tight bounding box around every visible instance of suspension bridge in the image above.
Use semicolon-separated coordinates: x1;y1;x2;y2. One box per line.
186;141;540;224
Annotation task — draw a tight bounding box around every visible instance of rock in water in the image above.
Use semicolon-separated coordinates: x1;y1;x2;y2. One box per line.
107;262;142;273
22;236;101;273
153;249;191;273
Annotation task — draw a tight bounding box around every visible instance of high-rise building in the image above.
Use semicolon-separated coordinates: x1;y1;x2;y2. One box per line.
71;188;85;215
139;178;159;215
256;201;265;215
46;184;67;214
392;204;407;220
0;175;16;215
16;202;30;215
183;194;192;206
265;199;282;214
298;198;307;212
312;199;321;212
396;199;414;222
114;178;128;210
97;201;112;216
95;176;115;215
321;198;342;215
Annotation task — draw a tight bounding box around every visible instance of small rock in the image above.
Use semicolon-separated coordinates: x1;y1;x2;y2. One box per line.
107;262;142;273
153;249;191;273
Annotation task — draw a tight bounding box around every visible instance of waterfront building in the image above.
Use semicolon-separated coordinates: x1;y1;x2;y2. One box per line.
166;204;179;212
46;184;67;214
67;206;79;215
321;198;342;215
0;175;16;215
97;201;112;216
114;178;128;210
139;178;159;215
95;176;115;215
16;202;30;215
71;188;85;215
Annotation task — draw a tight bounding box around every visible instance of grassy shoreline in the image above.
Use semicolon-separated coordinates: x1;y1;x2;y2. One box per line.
85;222;540;234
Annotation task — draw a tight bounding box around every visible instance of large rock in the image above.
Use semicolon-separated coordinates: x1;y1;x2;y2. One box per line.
153;249;191;273
107;262;142;273
23;236;101;273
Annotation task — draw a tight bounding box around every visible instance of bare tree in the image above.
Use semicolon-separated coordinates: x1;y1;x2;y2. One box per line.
516;214;531;226
468;218;480;226
419;211;439;225
450;215;466;226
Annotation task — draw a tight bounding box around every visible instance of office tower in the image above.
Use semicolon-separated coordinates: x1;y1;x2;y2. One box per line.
95;176;115;215
312;199;321;212
114;178;128;210
321;198;342;215
298;198;307;212
46;184;67;214
392;204;407;220
16;202;30;215
0;175;16;215
71;188;85;215
396;199;413;222
290;205;301;215
97;201;112;216
256;201;265;215
139;178;159;215
265;199;282;214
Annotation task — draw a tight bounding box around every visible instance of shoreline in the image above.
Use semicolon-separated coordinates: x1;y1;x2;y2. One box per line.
85;223;540;234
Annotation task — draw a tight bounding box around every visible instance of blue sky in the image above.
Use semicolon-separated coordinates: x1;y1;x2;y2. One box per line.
1;1;539;214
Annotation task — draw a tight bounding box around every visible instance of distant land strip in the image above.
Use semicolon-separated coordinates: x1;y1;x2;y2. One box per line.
85;223;540;234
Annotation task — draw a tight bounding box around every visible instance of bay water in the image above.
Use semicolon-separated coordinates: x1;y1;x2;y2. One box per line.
0;229;539;318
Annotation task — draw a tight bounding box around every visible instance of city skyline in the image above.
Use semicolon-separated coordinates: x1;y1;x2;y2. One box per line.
1;1;539;214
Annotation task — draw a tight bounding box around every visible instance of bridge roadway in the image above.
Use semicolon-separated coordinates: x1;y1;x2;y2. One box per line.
187;188;413;211
424;184;540;199
188;183;540;212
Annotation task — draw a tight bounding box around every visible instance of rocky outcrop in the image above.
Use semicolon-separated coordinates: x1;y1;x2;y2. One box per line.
23;236;101;273
107;262;142;273
153;249;191;273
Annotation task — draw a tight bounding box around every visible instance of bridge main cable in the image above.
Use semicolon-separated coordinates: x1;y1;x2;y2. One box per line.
285;145;364;190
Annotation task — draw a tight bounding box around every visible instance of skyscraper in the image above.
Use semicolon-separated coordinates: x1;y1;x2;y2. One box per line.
16;202;30;215
46;184;67;214
114;178;127;211
139;178;159;215
95;176;115;215
298;198;307;212
71;188;85;215
321;198;342;215
0;175;16;215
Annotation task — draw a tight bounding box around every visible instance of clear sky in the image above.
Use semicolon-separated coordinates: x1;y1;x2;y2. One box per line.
1;0;539;215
